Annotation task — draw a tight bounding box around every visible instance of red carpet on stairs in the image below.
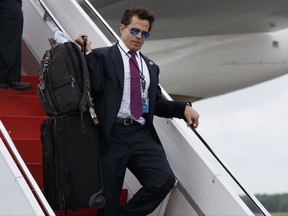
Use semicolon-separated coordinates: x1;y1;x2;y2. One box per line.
0;75;127;216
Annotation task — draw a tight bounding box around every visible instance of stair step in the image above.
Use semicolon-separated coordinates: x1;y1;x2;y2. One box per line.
1;115;45;129
14;139;42;163
1;116;46;138
0;94;46;116
6;130;40;140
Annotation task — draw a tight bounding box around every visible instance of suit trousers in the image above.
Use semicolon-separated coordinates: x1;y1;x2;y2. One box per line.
98;123;175;216
0;0;23;82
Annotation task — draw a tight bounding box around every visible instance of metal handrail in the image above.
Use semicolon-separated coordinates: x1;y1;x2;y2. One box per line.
82;0;121;42
37;0;72;41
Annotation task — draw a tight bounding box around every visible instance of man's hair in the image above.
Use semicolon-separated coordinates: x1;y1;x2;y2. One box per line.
121;6;155;32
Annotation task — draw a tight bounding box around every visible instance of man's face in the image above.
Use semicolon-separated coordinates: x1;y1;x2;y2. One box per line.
120;15;150;52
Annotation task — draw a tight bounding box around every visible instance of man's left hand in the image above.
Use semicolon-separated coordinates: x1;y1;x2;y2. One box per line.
184;105;199;128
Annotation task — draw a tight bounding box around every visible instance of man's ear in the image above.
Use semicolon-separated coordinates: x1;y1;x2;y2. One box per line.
119;24;126;33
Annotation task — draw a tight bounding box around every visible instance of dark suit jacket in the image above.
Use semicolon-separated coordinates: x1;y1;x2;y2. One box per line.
86;43;187;151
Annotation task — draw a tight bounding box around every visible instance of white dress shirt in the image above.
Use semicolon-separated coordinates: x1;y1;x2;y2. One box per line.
117;40;150;124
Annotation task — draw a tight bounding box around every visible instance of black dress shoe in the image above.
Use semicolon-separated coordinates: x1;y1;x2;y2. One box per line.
8;81;32;91
0;82;9;89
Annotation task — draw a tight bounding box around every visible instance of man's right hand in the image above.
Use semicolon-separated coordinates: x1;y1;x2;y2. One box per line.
75;34;92;52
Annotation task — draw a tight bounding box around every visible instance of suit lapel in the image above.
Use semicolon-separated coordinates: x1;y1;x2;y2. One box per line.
110;44;124;90
109;46;158;94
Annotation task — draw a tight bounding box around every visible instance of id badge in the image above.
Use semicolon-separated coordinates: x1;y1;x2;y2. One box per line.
142;98;149;113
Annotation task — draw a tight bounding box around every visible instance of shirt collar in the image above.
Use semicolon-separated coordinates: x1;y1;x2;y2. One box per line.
118;40;140;57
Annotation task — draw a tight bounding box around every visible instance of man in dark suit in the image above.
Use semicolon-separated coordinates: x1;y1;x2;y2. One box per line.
76;6;199;216
0;0;32;90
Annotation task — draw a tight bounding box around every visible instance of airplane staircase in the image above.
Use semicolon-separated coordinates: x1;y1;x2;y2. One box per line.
0;75;127;216
0;0;270;215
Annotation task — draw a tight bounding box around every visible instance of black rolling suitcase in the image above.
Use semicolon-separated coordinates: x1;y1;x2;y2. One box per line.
40;113;105;211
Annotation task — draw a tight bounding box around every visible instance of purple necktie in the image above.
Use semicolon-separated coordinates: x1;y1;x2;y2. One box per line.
129;51;142;119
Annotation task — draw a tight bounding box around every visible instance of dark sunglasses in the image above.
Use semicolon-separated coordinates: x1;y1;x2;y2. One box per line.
127;27;150;38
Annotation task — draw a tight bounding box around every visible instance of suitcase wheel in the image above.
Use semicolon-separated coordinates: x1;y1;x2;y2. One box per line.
89;193;106;209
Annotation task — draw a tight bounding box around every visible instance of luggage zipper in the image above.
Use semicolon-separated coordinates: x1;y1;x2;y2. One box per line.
46;50;60;115
64;43;80;90
51;78;76;90
38;54;50;102
37;84;46;102
59;192;66;210
71;75;75;88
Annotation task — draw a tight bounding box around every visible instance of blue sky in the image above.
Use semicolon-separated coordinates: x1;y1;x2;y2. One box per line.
194;74;288;195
